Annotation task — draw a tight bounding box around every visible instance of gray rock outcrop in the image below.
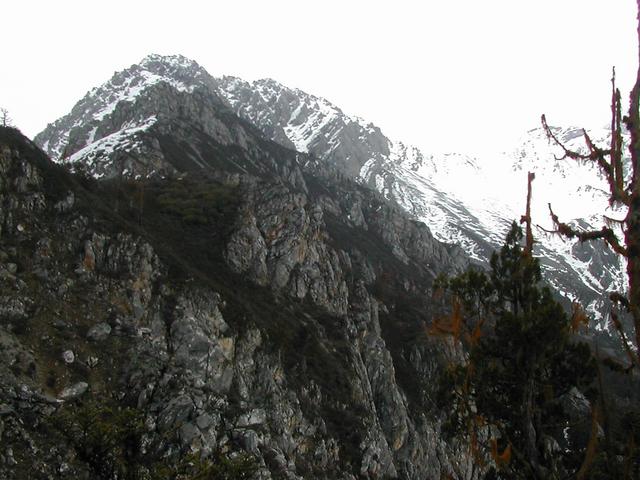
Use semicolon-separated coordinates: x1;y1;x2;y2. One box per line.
2;55;476;479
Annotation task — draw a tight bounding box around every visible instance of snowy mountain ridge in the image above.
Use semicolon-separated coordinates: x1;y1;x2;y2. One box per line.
37;54;218;164
34;54;627;333
362;123;627;327
214;69;628;332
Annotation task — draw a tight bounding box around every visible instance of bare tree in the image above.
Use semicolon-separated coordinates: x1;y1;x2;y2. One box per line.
541;1;640;369
0;108;12;127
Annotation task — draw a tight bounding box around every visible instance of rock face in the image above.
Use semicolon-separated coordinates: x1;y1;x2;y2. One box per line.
213;73;627;336
215;76;391;177
34;54;628;338
2;88;471;480
23;53;634;479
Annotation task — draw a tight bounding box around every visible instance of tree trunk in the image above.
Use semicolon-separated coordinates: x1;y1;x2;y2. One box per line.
625;197;640;366
523;376;542;479
628;0;640;367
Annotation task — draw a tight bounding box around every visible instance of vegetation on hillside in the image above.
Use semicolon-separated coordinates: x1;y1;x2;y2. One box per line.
434;222;596;479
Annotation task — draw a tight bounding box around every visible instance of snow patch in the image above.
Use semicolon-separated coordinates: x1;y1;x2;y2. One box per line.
68;116;157;169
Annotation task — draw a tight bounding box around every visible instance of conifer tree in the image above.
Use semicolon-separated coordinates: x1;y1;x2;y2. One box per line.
435;222;595;479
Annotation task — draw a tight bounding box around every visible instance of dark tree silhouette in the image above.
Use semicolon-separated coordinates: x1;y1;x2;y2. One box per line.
434;183;595;479
0;108;12;127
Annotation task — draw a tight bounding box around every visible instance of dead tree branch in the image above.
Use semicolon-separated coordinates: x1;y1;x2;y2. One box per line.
547;204;627;256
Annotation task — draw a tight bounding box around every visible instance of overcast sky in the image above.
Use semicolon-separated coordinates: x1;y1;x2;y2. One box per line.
1;0;637;154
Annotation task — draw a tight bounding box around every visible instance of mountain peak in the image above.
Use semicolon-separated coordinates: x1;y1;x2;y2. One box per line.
35;53;219;161
138;53;208;80
140;53;200;68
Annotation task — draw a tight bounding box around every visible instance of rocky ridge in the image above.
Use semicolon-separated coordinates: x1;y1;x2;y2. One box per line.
212;74;627;334
2;69;470;480
22;52;628;477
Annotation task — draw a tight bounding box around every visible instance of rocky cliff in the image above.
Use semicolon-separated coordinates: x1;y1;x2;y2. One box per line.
212;74;627;337
1;81;471;480
36;54;628;339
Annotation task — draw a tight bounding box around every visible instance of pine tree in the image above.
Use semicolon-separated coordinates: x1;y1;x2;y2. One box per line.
435;222;595;479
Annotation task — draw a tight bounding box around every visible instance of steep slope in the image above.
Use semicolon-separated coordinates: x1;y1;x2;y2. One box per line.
365;126;627;328
213;76;627;332
6;58;473;479
35;54;626;332
36;54;220;163
215;77;392;177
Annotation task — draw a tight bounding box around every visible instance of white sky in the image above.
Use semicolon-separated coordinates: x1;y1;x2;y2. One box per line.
1;0;637;154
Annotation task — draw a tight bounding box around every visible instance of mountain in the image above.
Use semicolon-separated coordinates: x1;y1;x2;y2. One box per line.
4;52;633;479
212;75;627;335
35;54;627;335
37;54;219;163
35;54;628;338
2;55;476;479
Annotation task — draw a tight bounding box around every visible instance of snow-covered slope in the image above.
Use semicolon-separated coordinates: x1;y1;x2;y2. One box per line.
35;54;221;170
216;76;392;177
372;126;628;328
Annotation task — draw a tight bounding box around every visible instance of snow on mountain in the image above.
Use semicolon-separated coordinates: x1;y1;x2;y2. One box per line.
35;54;216;163
214;73;626;330
216;76;390;177
364;125;627;328
34;54;627;332
66;115;158;178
